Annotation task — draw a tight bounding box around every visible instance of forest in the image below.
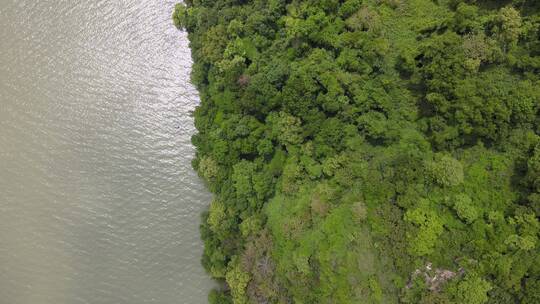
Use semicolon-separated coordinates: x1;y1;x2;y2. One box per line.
173;0;540;303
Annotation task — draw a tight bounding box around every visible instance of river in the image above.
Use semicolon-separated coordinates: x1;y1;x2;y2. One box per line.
0;1;214;303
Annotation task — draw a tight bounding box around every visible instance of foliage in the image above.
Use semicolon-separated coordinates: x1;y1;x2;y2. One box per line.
174;0;540;303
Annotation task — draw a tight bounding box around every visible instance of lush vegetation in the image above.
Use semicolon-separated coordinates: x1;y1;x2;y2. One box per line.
173;0;540;303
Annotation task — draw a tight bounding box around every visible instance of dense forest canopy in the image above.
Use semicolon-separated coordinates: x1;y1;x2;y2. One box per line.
173;0;540;303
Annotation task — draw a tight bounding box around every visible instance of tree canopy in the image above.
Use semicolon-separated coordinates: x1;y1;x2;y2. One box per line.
174;0;540;303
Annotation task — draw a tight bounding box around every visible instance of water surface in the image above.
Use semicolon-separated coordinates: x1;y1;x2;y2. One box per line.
0;1;213;303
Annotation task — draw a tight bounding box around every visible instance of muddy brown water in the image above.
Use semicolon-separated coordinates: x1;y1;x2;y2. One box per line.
0;1;213;303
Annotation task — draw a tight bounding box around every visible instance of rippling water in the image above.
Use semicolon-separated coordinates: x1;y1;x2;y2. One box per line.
0;1;214;303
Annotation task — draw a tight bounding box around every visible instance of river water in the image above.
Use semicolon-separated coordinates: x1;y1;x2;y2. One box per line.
0;1;214;303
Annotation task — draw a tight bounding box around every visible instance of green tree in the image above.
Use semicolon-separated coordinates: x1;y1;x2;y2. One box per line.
448;274;491;304
425;154;464;187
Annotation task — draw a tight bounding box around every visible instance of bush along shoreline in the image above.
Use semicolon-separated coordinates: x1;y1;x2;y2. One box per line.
174;1;540;303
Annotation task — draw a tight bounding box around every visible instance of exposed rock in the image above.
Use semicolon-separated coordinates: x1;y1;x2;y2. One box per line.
407;262;464;291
